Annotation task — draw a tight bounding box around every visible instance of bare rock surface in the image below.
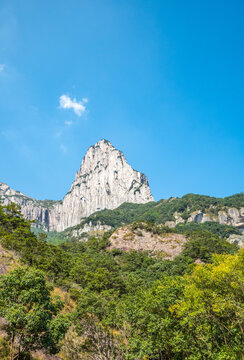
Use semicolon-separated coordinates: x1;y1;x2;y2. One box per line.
227;234;244;248
109;225;186;260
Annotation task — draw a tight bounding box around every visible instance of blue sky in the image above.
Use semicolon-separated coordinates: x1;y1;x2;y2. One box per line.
0;0;243;201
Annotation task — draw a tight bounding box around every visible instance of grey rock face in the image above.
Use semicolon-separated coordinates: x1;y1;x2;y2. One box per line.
164;208;244;232
185;208;244;231
0;182;56;231
227;234;244;248
0;139;154;232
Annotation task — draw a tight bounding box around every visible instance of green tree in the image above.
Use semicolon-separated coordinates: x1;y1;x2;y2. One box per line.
182;230;238;262
0;267;70;360
118;277;184;359
172;249;244;359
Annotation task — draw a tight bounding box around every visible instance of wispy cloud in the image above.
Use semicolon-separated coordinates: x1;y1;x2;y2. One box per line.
0;64;5;73
1;129;16;140
64;120;73;126
60;144;68;153
55;130;62;138
59;95;88;117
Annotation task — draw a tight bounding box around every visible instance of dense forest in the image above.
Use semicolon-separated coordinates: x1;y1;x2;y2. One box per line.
0;203;243;359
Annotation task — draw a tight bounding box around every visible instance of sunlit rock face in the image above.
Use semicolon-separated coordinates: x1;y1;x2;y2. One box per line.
0;182;53;231
0;139;154;231
186;208;244;231
50;139;154;231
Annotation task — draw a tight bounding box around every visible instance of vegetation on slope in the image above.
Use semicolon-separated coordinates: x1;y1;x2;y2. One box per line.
0;267;70;360
31;227;69;245
73;192;244;230
0;203;243;359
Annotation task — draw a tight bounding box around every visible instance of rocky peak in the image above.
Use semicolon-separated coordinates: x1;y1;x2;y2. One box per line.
0;140;154;232
0;182;27;197
58;139;154;231
76;139;122;178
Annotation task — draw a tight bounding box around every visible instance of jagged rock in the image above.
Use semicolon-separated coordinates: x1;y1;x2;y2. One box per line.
185;208;244;231
187;211;204;223
173;212;185;225
0;139;154;232
227;234;244;248
218;208;244;230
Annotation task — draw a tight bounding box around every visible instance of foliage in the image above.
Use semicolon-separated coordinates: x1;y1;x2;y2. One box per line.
0;203;72;284
182;230;238;262
0;202;243;359
31;227;68;245
72;192;244;230
175;221;242;238
0;267;70;359
172;249;244;359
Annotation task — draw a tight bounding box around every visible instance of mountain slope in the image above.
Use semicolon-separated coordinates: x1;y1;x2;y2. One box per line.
67;193;244;237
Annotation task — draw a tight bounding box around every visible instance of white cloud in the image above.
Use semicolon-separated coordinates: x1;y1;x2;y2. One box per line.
64;120;73;126
59;94;87;116
0;64;5;73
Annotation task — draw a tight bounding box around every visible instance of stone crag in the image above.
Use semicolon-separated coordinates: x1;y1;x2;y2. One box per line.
0;139;154;232
165;208;244;232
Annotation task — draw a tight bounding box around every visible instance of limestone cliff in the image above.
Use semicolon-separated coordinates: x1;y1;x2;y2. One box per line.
0;139;154;231
0;182;57;231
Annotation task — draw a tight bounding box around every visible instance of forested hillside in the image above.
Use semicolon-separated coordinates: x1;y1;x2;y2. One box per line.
71;193;244;232
0;203;243;359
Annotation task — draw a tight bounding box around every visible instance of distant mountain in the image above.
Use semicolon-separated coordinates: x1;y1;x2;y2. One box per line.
0;139;153;231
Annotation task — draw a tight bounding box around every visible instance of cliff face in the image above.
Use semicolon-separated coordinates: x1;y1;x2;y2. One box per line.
53;139;153;231
0;182;55;231
0;139;154;231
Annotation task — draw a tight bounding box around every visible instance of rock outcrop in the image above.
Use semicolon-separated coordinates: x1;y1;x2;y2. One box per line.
108;224;186;260
186;208;244;231
163;208;244;232
227;234;244;248
0;139;154;231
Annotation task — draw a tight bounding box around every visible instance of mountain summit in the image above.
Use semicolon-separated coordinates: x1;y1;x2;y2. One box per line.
0;139;154;231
